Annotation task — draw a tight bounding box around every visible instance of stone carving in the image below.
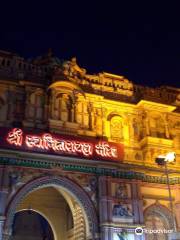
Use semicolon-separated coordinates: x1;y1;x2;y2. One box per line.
110;116;123;141
95;108;103;136
113;204;133;217
74;94;89;128
54;93;73;122
60;94;71;122
62;57;86;78
149;114;166;138
87;102;95;130
116;184;128;199
142;111;150;136
144;203;174;230
8;171;23;195
84;176;97;205
132;118;143;140
82;101;89;128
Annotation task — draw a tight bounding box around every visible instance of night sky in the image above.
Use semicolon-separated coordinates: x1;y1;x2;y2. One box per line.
0;2;180;88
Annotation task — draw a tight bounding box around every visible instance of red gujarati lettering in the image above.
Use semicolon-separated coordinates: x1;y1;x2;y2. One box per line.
95;142;118;158
25;133;93;157
42;134;55;150
7;128;23;146
25;135;43;148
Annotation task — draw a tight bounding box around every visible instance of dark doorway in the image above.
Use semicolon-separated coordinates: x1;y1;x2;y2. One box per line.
12;210;54;240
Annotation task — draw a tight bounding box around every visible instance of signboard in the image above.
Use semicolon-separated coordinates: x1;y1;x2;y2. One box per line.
0;128;124;161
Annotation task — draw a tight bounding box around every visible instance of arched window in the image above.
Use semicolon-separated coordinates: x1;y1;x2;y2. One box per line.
54;93;73;122
28;90;44;121
150;114;166;138
144;204;173;240
110;115;124;141
145;214;168;240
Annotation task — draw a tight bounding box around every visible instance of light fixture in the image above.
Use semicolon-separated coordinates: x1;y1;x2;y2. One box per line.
155;152;176;165
155;151;177;233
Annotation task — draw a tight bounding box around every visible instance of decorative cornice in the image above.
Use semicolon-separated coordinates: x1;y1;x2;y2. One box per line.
1;157;180;185
136;100;176;112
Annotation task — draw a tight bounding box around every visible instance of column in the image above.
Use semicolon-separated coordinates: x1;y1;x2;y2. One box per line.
0;216;5;240
163;114;170;139
174;186;180;232
0;166;10;240
175;203;180;231
102;108;107;138
99;177;115;240
101;227;114;240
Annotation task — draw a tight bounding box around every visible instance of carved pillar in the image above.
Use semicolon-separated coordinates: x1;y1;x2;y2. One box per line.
101;227;113;240
143;111;150;136
174;186;180;231
164;114;170;139
165;123;170;138
82;101;89;129
99;176;109;223
71;103;75;122
60;94;69;122
88;103;95;131
74;101;78;123
95;109;103;136
128;115;134;141
0;216;5;240
75;96;83;125
123;115;130;144
99;177;114;240
175;203;180;231
0;166;10;240
44;93;49;121
132;181;144;224
102;108;107;137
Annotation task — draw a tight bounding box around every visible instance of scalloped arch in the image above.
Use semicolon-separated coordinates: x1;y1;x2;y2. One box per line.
144;203;175;229
4;176;98;239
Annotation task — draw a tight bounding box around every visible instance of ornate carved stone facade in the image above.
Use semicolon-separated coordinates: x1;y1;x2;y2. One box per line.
0;49;180;240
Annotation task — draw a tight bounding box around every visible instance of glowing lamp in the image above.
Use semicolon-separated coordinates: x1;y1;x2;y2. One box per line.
165;152;176;163
155;152;176;165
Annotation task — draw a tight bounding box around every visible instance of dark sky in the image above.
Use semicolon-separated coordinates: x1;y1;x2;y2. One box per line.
0;2;180;88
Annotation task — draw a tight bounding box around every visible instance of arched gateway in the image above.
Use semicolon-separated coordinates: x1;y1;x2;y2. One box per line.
3;176;99;240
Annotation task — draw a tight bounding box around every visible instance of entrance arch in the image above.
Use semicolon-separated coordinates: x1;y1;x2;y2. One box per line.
4;176;99;240
144;203;174;240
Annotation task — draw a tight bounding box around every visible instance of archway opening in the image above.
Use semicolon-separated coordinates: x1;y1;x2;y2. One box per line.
12;210;54;240
144;204;173;240
13;186;86;240
145;214;168;240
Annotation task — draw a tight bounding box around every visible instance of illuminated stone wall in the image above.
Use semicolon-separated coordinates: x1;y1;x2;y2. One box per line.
0;54;179;170
0;50;180;239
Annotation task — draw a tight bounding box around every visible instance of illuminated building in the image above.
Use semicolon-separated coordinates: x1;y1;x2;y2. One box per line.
0;49;180;240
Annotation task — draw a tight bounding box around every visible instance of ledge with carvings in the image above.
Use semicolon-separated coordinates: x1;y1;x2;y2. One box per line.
1;156;180;185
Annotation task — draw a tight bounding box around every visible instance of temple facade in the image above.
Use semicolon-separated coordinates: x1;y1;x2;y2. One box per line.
0;49;180;240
